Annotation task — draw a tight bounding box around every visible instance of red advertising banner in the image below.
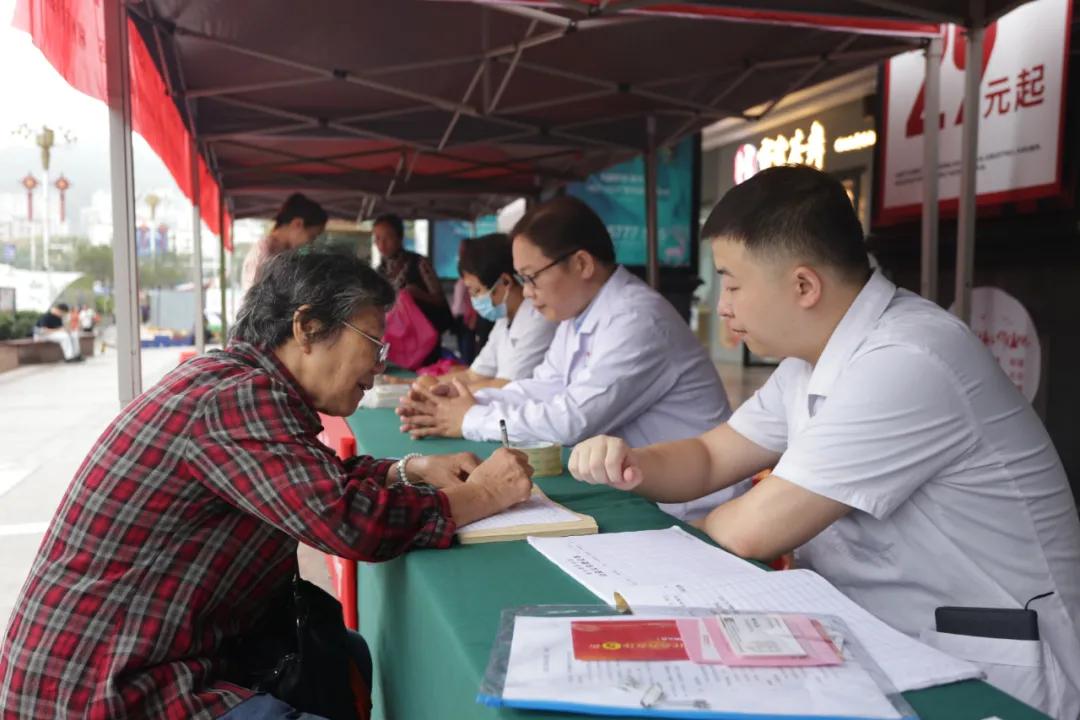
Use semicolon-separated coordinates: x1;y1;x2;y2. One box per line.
878;0;1070;224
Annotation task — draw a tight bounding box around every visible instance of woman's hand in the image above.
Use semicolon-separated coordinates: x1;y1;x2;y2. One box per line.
405;452;479;489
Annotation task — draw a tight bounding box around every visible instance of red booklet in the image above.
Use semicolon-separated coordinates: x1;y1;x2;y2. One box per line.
570;619;689;661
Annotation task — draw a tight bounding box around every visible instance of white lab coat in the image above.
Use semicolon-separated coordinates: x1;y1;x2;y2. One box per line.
729;271;1080;719
470;298;557;381
463;266;742;518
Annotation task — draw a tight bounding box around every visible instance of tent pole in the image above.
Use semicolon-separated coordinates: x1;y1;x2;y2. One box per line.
191;139;205;352
645;116;660;290
954;25;982;323
921;35;942;303
218;187;228;344
104;0;141;405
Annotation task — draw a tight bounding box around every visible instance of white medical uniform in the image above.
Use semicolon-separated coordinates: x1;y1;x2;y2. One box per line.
469;298;556;381
728;271;1080;719
463;266;742;518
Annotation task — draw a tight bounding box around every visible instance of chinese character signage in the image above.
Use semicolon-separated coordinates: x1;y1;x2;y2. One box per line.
880;0;1069;221
733;121;827;184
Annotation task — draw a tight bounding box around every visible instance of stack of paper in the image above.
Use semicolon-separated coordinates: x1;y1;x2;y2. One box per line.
358;383;409;409
528;527;982;693
528;526;762;602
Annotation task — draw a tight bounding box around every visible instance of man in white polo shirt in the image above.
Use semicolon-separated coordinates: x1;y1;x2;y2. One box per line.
569;165;1080;718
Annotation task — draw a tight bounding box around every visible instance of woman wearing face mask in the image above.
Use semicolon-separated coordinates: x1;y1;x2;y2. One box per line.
417;233;557;394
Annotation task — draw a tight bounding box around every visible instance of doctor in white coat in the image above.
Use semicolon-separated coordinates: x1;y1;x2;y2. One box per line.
399;196;742;518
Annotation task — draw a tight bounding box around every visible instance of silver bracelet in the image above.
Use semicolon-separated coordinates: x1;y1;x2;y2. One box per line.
396;453;422;485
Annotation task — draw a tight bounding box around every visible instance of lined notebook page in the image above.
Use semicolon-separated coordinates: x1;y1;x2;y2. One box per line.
457;493;581;532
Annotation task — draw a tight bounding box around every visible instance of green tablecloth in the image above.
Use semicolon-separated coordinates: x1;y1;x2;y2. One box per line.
346;406;1047;720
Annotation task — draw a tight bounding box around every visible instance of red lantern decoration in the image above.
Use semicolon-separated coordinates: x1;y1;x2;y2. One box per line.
20;173;38;221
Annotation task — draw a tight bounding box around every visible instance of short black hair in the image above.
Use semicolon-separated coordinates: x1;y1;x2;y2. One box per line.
274;193;328;230
373;213;405;240
54;303;70;312
510;196;615;265
459;233;514;288
702;165;870;282
232;250;394;349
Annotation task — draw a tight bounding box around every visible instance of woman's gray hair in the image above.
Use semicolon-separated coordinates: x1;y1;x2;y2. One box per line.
232;250;395;349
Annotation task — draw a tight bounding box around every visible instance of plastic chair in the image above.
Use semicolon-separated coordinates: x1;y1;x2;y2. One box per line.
325;436;359;630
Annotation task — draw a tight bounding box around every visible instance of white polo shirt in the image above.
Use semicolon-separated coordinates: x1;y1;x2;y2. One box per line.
470;298;557;382
728;271;1080;718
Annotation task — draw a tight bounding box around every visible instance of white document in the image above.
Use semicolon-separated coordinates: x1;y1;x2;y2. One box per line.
622;569;982;693
457;493;580;533
501;615;903;719
528;527;762;604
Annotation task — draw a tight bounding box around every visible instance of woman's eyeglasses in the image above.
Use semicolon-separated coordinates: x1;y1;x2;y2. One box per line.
512;249;577;287
341;321;390;364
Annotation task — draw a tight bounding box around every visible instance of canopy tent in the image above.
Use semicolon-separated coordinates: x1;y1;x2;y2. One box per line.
123;0;926;222
474;0;1026;30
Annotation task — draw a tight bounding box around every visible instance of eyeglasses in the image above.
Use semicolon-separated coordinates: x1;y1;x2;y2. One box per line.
341;320;390;365
512;249;578;287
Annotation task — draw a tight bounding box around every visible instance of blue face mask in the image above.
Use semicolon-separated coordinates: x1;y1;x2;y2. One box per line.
471;282;507;322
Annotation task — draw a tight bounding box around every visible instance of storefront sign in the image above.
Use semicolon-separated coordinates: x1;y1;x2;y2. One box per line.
834;130;876;153
880;0;1070;221
733;120;827;183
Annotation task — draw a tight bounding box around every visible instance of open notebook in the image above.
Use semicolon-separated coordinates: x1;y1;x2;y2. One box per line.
456;488;598;545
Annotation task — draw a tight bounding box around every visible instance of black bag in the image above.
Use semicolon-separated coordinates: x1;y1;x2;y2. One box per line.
225;575;357;720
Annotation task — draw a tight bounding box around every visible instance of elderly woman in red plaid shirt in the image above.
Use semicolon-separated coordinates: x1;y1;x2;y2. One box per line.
0;251;533;720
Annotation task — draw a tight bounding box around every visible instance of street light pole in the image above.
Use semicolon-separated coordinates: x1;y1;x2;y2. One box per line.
14;124;75;300
20;173;38;269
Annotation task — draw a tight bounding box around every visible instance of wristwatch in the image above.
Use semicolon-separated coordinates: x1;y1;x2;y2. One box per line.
396;453;423;486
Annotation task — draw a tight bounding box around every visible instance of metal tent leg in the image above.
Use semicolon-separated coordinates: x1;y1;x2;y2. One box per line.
954;25;983;323
104;0;141;405
921;35;942;303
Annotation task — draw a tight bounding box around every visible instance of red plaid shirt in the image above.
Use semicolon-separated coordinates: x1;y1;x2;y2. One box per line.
0;343;455;719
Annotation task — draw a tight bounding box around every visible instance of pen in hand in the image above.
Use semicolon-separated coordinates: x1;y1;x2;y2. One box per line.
500;419;510;449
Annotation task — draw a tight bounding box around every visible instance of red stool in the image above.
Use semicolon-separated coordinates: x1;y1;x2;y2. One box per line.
325;435;359;630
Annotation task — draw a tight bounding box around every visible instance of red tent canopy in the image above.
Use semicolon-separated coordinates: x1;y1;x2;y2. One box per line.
105;0;932;223
13;0;233;250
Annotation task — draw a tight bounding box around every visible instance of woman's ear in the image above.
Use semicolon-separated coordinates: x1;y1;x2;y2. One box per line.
291;305;323;352
575;250;597;280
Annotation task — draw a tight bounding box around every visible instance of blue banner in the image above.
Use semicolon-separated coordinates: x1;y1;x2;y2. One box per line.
566;136;694;268
433;215;499;278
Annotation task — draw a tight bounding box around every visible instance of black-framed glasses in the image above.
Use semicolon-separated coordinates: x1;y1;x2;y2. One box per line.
341;320;390;364
512;249;577;287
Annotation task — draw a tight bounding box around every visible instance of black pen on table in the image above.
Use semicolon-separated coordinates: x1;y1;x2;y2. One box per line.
499;419;510;449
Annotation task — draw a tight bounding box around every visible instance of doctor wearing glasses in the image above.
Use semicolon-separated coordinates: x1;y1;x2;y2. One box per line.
399;195;744;519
